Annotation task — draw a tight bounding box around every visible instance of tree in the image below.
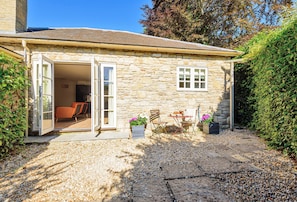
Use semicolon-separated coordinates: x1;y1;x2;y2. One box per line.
140;0;294;48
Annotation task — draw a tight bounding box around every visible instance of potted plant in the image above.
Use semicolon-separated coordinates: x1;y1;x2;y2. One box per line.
129;113;148;138
201;114;219;134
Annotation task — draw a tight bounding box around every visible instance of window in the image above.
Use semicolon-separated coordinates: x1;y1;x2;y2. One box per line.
177;67;208;91
101;64;116;127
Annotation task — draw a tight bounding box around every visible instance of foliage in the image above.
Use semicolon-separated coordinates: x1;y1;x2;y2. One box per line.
0;53;28;159
241;11;297;158
234;62;253;126
201;114;213;124
129;113;148;126
234;31;271;126
141;0;293;48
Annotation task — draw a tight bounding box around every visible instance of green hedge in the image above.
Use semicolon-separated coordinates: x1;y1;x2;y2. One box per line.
235;31;270;126
0;53;28;158
245;14;297;158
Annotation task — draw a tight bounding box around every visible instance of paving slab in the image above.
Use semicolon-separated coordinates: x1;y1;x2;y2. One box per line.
24;131;129;143
168;177;233;201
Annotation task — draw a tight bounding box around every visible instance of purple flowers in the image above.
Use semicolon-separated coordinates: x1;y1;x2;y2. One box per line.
129;117;138;122
129;114;148;126
201;114;211;121
201;114;213;123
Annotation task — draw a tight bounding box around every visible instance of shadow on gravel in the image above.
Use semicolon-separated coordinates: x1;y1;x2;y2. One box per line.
1;131;296;201
103;132;297;201
0;143;71;201
101;134;234;201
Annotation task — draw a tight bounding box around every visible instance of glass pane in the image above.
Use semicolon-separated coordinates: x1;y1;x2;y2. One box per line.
104;111;114;125
104;97;108;110
185;75;190;81
104;111;108;124
43;112;53;130
43;95;52;111
179;82;184;88
179;74;184;81
104;97;114;109
43;112;52;119
201;83;206;88
194;69;199;75
201;75;205;82
200;69;205;75
104;82;114;95
194;75;199;81
186;82;191;88
185;68;191;75
43;78;52;95
194;82;199;88
104;67;113;82
43;64;51;78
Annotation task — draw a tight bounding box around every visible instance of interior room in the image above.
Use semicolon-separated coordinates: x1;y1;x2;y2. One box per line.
54;63;91;131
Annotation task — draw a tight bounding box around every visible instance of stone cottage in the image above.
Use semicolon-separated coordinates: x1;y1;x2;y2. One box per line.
0;0;242;136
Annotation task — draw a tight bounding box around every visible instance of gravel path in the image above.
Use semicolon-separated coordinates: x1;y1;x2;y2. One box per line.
0;129;296;201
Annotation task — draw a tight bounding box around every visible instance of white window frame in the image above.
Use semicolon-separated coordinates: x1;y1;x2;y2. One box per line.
176;66;208;91
101;63;117;129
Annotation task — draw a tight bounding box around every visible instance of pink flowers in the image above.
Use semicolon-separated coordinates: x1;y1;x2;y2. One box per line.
201;114;210;121
129;113;148;126
201;114;213;123
129;117;138;122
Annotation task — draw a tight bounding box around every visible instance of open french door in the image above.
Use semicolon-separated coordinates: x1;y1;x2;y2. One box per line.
37;54;55;135
91;58;101;134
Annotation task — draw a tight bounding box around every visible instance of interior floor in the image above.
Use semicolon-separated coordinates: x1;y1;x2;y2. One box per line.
55;118;91;132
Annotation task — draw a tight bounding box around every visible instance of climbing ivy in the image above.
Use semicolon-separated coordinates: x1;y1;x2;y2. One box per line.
0;53;28;159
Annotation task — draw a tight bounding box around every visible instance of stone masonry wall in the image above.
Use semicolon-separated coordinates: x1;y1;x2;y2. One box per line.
7;43;232;133
16;0;27;33
0;0;27;33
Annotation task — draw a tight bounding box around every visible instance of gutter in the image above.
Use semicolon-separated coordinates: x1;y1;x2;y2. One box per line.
22;40;30;137
0;37;243;57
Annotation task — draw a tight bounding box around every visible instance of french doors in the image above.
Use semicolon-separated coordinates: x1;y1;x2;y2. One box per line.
91;61;116;132
34;54;55;135
91;58;101;133
33;56;116;135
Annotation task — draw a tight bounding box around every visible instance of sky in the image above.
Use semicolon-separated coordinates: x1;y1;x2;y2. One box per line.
27;0;152;33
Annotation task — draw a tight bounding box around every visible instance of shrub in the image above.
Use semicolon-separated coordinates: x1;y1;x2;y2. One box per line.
243;12;297;158
0;53;28;159
234;31;270;126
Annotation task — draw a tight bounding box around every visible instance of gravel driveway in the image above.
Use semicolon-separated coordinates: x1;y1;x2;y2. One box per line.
1;129;296;201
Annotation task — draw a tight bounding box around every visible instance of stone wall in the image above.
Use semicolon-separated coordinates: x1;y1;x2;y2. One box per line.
5;43;232;133
16;0;27;33
0;0;27;33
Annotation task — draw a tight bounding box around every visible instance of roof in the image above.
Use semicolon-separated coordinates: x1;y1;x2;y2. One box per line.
0;46;23;60
0;28;242;56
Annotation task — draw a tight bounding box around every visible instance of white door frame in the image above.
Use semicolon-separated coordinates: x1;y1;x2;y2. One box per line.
100;63;117;129
37;54;55;135
91;58;101;134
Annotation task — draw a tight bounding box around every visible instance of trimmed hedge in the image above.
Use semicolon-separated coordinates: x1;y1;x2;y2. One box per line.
235;31;270;126
243;14;297;158
0;53;28;158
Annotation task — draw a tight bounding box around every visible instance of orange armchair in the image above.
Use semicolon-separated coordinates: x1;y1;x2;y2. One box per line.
55;102;83;122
